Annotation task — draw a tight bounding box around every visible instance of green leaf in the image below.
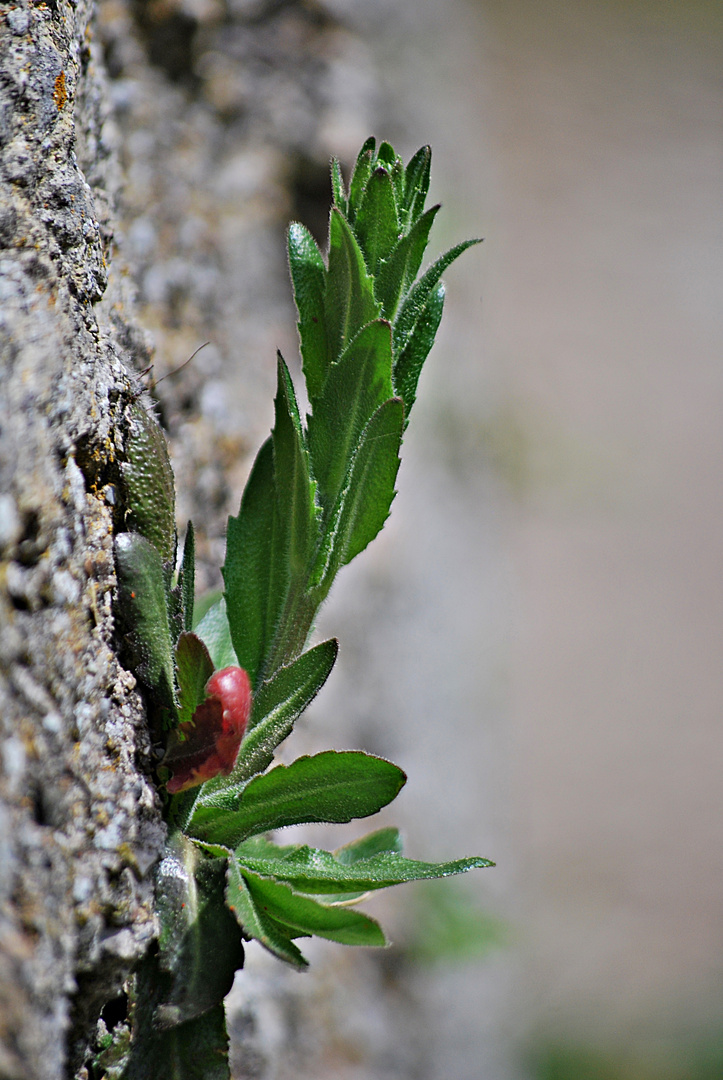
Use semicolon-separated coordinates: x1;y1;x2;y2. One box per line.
307;319;393;517
154;833;244;1029
242;871;386;947
236;844;495;895
189;638;338;816
175;631;214;726
324;209;380;366
193;750;405;848
121;400;177;565
402;144;432;228
347;136;375;223
393;280;446;426
179;522;195;632
334;826;403;864
223;437;276;687
194;597;238;671
312;398;403;589
226;851;307;968
330;157;347;213
393;238;482;358
375;204;440;320
355;165;399;279
114;531;178;722
287;222;329;400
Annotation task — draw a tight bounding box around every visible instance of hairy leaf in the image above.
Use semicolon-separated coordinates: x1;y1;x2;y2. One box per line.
324;209;380;366
393;280;446;425
175;632;214;726
226;853;306;968
194;598;238;671
288;222;329;400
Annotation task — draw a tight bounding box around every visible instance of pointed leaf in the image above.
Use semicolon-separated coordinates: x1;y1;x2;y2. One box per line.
226;852;307;968
347;136;375;223
180;522;195;632
375;204;440;320
194;597;238;671
236;844;495;895
324;209;380;366
271;354;317;581
192;751;405;847
355;166;399;279
330;157;347;213
403;144;432;227
312;398;403;590
393;280;445;426
307;319;393;516
175;631;214;726
334;826;403;864
393;238;482;358
243;871;386;947
287;222;329;400
115;531;178;722
222;437;278;687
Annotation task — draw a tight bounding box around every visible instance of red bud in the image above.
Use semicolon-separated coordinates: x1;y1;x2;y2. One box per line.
165;666;252;794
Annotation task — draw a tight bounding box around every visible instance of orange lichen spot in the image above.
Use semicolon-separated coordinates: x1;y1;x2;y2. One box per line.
53;71;67;111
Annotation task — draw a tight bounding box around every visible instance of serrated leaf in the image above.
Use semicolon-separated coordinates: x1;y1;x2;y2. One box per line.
191;750;405;848
330;157;347;213
115;531;178;723
226;852;307;968
347;136;375;223
194;597;238;671
153;834;244;1030
393;280;445;427
189;639;338;816
287;222;329;400
179;522;195;632
324;209;380;366
393;238;482;358
355;165;399;279
375;204;440;320
312;398;403;590
243;871;386;947
222;437;278;688
307;319;393;517
175;631;214;726
236;844;495;895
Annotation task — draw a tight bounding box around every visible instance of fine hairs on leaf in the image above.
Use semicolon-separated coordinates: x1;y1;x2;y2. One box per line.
112;138;488;1079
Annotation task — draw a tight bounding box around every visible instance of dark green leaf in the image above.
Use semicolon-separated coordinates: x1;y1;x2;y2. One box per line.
121;400;177;565
236;844;495;894
355;166;399;279
287;222;329;400
307;319;393;517
153;833;244;1029
393;238;482;358
179;522;195;632
222;437;281;688
375;204;440;320
120;963;231;1080
194;597;238;671
347;136;375;223
175;631;214;726
243;871;386;947
324;209;380;366
115;531;178;722
226;851;307;968
393;280;445;426
330;157;347;213
312;398;403;590
193;750;405;848
403;144;432;228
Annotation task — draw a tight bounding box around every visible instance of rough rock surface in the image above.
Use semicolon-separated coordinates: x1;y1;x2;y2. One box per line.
1;1;380;1076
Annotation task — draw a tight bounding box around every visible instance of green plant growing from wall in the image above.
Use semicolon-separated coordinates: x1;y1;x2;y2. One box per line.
103;138;491;1079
